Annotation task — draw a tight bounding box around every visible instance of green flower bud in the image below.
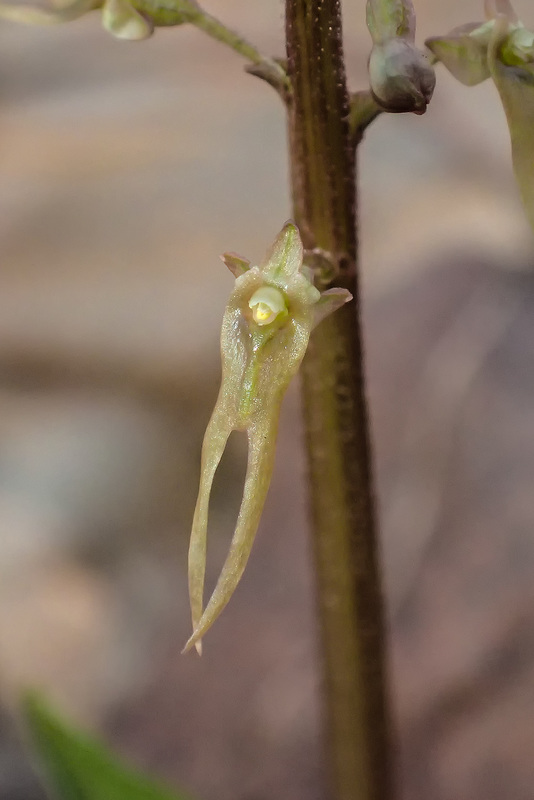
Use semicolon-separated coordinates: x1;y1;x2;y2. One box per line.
366;0;435;114
184;223;351;654
368;38;436;113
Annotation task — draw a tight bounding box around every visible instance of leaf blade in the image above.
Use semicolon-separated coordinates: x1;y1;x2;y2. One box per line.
23;692;190;800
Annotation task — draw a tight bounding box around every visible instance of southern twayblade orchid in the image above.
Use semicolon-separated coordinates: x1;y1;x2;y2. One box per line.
184;223;351;654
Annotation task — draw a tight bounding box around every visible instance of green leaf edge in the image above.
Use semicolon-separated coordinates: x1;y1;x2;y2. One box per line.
22;691;192;800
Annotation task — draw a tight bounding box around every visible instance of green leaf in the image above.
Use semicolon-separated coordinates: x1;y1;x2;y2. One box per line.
22;692;190;800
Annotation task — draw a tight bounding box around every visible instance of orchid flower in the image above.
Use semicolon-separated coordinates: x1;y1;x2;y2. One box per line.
184;222;351;654
426;0;534;232
0;0;198;40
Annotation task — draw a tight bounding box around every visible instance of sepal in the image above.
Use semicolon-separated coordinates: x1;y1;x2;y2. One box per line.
312;288;352;330
220;252;251;277
426;23;491;86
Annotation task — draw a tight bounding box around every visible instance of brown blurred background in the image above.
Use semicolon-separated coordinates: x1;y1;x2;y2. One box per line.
1;1;534;798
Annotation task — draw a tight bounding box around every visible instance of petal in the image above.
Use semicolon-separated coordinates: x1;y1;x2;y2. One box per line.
312;288;352;329
220;252;251;277
426;29;491;86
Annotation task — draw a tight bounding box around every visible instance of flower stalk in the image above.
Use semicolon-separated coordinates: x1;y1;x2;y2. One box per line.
286;2;394;799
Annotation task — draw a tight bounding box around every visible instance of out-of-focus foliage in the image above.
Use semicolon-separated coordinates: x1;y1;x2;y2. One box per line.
23;693;190;800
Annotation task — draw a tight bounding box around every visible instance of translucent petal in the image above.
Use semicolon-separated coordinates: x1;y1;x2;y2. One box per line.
426;29;491;86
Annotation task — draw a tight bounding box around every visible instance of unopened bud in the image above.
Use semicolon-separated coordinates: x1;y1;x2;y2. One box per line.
368;38;435;113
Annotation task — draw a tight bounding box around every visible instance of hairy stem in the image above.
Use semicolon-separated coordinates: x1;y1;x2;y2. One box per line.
285;2;394;799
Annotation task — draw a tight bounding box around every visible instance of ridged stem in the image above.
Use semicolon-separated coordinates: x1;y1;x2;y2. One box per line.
285;2;394;799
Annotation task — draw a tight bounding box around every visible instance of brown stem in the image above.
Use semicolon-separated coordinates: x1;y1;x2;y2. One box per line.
285;2;394;799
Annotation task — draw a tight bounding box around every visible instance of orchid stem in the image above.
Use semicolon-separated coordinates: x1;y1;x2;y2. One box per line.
286;1;395;798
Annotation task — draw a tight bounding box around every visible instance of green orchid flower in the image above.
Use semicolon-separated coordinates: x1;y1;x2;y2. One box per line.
426;0;534;232
0;0;198;40
184;223;351;654
0;0;98;26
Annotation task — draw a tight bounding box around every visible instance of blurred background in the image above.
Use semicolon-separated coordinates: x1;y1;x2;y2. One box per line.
0;1;534;798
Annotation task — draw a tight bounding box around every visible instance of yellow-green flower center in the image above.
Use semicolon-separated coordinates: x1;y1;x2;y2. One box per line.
248;286;287;326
